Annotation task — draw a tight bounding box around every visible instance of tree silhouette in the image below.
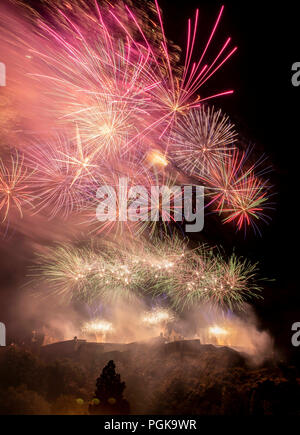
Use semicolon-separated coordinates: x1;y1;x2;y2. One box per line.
89;360;130;415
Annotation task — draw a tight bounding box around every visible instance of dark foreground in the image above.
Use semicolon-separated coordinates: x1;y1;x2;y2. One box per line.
0;339;299;415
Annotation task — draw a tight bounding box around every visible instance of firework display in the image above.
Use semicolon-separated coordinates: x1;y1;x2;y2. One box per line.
82;319;114;342
30;236;262;311
0;0;271;233
0;150;34;223
197;149;272;234
0;0;273;314
142;307;175;326
169;106;237;176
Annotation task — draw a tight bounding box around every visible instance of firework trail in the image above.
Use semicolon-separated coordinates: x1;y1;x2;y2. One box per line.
169;106;237;175
5;0;237;152
30;234;262;311
197;149;272;233
23;1;159;157
82;318;114;342
164;248;262;311
30;243;102;302
124;2;237;139
83;153;154;236
0;151;34;223
24;133;104;219
142;307;175;326
220;173;271;234
0;0;271;234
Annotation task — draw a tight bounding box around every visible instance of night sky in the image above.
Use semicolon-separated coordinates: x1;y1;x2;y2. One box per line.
0;0;299;362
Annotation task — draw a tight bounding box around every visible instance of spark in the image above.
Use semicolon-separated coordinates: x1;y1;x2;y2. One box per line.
209;325;229;336
197;149;272;233
25;136;101;219
0;151;34;223
82;319;113;334
142;308;174;326
169;106;237;175
147;149;169;168
30;234;264;311
126;3;237;137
